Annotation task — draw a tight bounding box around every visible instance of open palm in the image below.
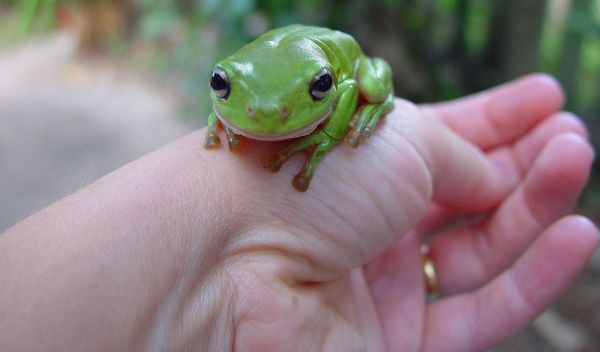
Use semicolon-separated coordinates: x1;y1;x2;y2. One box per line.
223;75;597;351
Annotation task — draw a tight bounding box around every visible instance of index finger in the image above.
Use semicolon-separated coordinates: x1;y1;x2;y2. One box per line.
422;74;564;150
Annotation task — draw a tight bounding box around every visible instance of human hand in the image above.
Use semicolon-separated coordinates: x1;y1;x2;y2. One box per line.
207;74;597;351
1;75;596;352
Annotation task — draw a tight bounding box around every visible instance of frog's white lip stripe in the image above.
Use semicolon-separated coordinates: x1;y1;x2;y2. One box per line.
214;108;332;141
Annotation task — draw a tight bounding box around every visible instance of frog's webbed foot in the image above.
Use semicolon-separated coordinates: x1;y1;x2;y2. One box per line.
292;171;312;192
350;56;394;148
346;105;373;148
291;140;335;191
203;124;241;151
204;131;221;149
267;130;337;191
346;96;394;148
267;151;286;172
204;111;223;149
267;131;328;173
224;126;242;151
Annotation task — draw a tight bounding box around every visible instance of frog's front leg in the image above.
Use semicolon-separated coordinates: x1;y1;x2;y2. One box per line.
204;112;221;149
224;126;241;150
268;80;359;191
347;56;394;148
204;112;242;151
266;130;332;172
291;137;337;191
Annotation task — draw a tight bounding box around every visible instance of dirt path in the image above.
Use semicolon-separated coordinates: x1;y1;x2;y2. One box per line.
0;32;196;231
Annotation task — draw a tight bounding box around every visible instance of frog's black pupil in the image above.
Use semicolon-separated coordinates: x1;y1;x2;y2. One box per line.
210;72;228;91
314;73;332;92
310;72;333;101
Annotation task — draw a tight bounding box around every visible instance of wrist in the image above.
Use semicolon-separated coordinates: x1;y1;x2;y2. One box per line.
0;131;241;350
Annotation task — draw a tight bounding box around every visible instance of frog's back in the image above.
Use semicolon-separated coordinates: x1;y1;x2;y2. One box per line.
245;25;363;79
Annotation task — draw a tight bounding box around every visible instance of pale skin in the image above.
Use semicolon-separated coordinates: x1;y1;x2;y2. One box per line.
0;75;597;351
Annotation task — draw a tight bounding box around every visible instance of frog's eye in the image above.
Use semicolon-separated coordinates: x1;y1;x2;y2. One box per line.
309;69;333;101
210;68;230;100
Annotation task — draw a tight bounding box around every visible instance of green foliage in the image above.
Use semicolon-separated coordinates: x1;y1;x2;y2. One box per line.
2;0;600;204
18;0;58;33
137;0;180;40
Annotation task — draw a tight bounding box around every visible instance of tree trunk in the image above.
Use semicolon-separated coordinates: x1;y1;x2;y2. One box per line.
484;0;548;81
559;0;592;111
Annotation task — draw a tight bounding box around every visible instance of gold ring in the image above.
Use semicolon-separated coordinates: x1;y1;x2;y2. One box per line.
421;244;439;298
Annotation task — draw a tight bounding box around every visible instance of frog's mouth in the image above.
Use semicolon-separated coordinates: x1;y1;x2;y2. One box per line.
214;107;332;141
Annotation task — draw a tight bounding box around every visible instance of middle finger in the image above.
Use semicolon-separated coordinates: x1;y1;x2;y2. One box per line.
427;132;592;295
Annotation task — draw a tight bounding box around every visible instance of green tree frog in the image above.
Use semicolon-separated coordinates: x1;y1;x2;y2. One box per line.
204;25;394;191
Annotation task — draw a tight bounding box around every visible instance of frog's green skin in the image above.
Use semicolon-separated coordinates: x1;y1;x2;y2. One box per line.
204;25;394;191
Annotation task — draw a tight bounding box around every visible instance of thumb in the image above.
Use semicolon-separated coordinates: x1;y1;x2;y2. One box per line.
218;99;509;280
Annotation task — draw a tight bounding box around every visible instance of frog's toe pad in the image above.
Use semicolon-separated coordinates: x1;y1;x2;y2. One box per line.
267;154;284;172
346;133;361;149
292;172;312;192
204;133;221;149
227;136;241;151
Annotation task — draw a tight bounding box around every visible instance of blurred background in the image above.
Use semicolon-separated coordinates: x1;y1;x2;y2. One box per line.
0;0;599;350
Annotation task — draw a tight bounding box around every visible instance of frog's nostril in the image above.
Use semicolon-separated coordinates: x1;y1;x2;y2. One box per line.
252;105;281;120
280;107;289;120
